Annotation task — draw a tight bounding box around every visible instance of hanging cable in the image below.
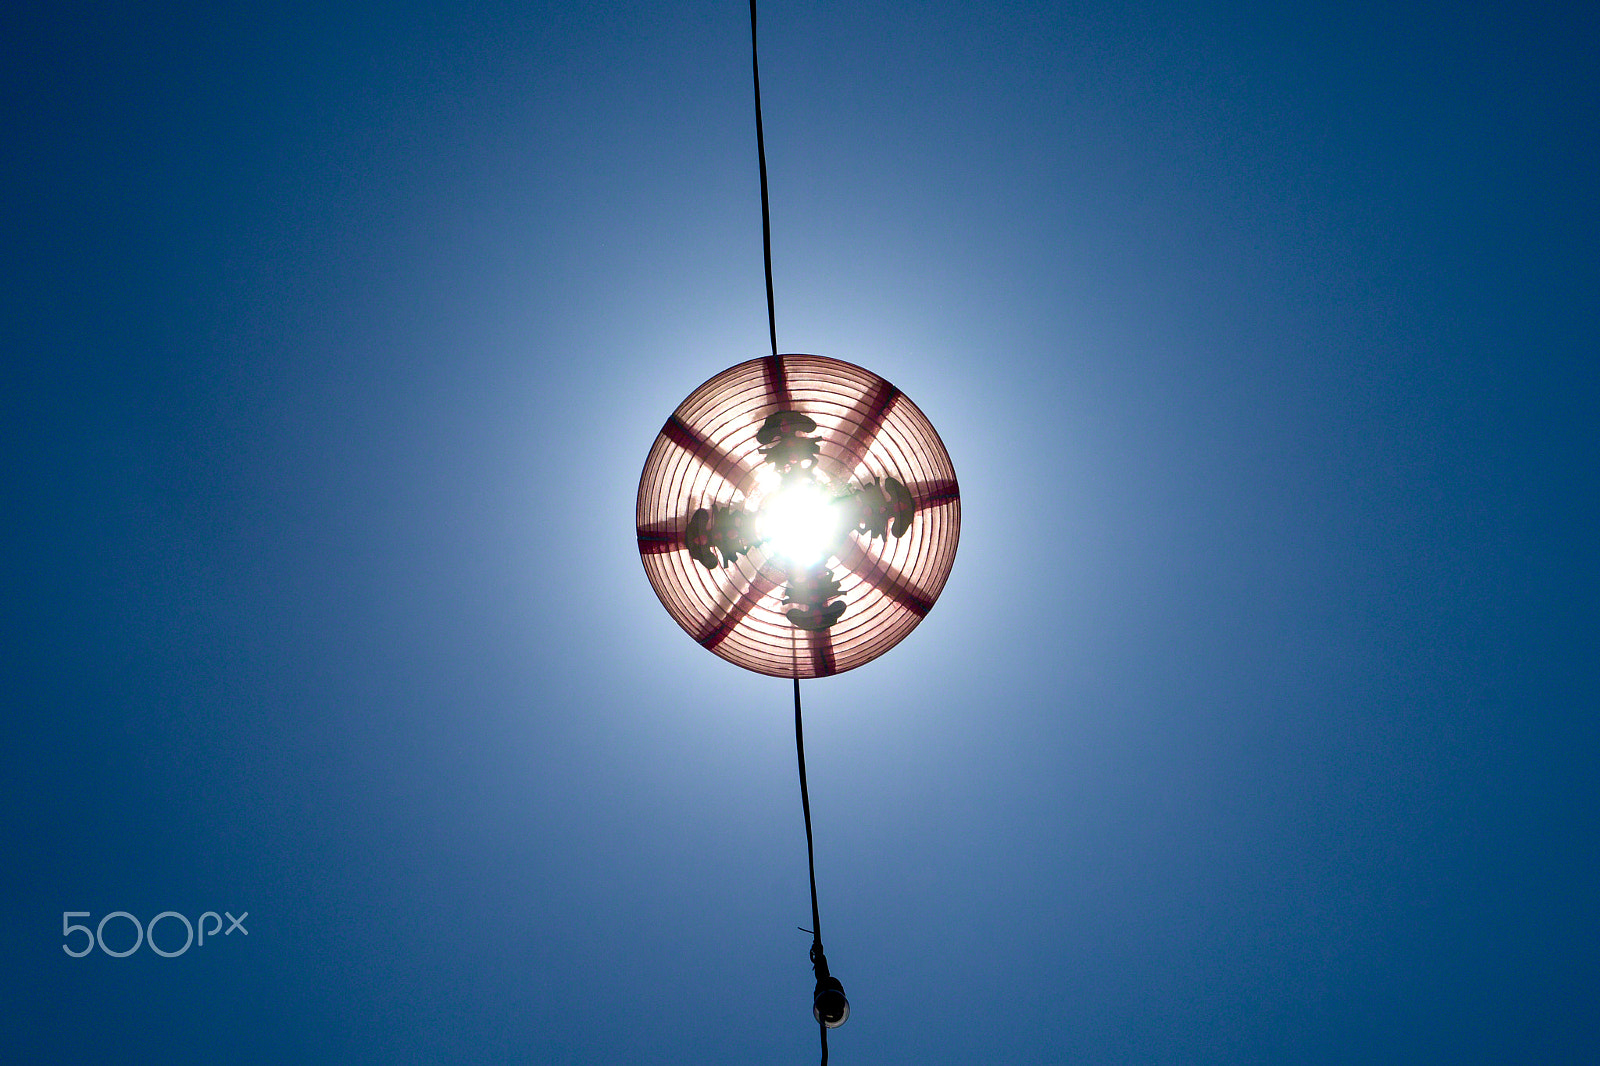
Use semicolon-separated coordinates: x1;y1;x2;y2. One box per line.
795;677;831;1064
752;0;823;973
750;0;778;358
754;5;846;1060
793;678;822;942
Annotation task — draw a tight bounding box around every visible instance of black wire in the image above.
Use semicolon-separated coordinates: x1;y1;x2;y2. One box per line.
754;5;829;1060
750;0;778;358
795;675;829;1066
794;677;823;944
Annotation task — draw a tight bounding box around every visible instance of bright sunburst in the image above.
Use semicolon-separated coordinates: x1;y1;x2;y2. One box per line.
760;480;844;569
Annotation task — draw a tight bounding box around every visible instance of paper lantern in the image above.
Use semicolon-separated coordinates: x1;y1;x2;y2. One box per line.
637;354;960;678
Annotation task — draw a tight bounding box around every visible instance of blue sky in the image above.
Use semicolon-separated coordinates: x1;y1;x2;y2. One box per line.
6;1;1595;1062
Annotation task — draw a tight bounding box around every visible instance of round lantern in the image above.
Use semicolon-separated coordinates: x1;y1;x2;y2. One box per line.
636;354;960;678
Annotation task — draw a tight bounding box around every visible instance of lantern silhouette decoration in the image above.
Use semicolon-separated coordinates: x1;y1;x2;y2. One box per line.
636;354;960;679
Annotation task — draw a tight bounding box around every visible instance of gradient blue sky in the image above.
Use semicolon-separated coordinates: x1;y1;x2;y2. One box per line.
7;1;1595;1062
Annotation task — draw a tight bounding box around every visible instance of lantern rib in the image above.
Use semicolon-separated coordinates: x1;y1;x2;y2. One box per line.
692;570;780;650
835;538;936;618
904;478;961;510
661;414;759;497
805;626;837;677
635;517;687;554
832;379;900;459
761;354;793;408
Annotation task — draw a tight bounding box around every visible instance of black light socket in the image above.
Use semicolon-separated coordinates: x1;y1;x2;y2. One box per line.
813;974;850;1028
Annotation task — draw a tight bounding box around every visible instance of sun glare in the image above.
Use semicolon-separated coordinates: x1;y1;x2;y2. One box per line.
761;481;843;569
